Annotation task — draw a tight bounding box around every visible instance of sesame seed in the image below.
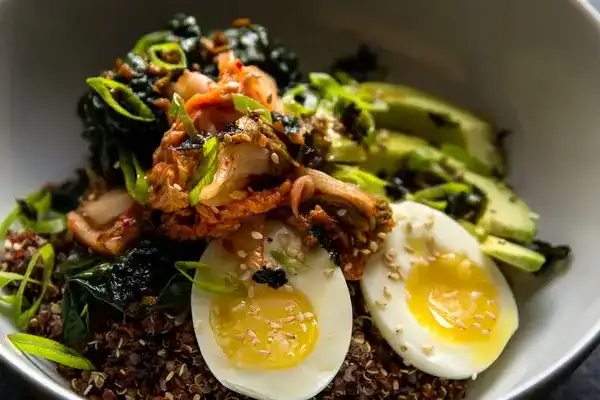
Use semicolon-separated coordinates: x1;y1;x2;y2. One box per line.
386;248;397;260
485;311;497;320
442;290;458;298
482;329;490;335
421;344;434;355
285;351;295;357
83;384;93;396
226;81;240;90
474;314;484;320
237;250;247;258
303;312;314;320
472;322;481;329
296;312;305;322
259;349;271;356
280;339;289;347
236;333;245;341
247;330;258;339
374;299;388;308
267;337;274;343
282;315;295;323
270;153;280;164
284;332;297;339
173;183;182;190
117;338;124;348
472;373;478;380
300;323;307;332
240;263;248;270
251;231;263;240
377;232;388;240
241;271;252;281
285;305;295;313
403;245;414;254
369;241;379;252
395;325;403;334
425;219;435;230
471;291;482;299
283;284;294;292
388;272;402;281
486;299;495;305
324;267;336;277
383;286;392;299
337;209;348;217
166;371;175;382
269;321;281;329
360;249;372;255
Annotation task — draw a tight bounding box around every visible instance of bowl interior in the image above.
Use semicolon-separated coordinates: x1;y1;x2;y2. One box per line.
1;0;600;398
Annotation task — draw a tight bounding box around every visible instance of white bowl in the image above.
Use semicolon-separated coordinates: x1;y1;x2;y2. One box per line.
1;0;600;398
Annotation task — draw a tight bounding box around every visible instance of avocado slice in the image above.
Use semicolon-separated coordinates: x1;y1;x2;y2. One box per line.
327;130;367;164
402;147;537;243
480;235;546;272
359;82;503;176
361;130;428;175
461;171;537;244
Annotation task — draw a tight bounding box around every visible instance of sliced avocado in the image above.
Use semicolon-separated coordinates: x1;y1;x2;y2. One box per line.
480;235;546;272
402;147;537;243
327;130;367;164
461;171;537;244
359;82;503;176
361;130;428;175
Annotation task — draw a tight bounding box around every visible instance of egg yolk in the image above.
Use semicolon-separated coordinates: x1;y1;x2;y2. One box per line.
210;284;318;370
405;252;499;343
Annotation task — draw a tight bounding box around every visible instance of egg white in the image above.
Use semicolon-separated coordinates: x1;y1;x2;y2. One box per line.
191;221;353;400
361;201;519;379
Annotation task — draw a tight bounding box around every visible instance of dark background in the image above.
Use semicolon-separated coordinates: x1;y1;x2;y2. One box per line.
2;347;600;399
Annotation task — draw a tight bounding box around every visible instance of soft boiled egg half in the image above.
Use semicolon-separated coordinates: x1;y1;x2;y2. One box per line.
361;201;518;379
191;221;353;400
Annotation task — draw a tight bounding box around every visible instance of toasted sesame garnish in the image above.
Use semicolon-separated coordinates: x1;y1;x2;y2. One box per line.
236;333;245;341
474;314;484;320
239;263;248;271
287;267;298;275
482;329;490;335
259;349;271;356
282;315;295;323
270;152;280;164
296;312;305;322
387;272;402;281
240;271;252;281
403;245;414;254
237;250;247;258
283;284;294;292
377;232;388;240
369;241;379;252
284;332;296;339
324;267;336;277
285;305;295;313
247;330;258;340
471;291;482;299
226;81;240;90
374;299;388;308
395;325;403;334
383;286;392;299
360;249;372;255
251;231;263;240
300;323;307;332
83;384;93;396
303;312;314;320
472;322;481;329
486;299;495;305
173;183;182;191
425;219;435;230
166;371;175;382
485;311;497;320
269;321;281;329
337;209;347;217
472;373;478;380
421;344;434;355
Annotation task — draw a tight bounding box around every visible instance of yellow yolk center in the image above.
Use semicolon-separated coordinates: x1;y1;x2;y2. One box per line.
210;284;318;370
405;252;499;343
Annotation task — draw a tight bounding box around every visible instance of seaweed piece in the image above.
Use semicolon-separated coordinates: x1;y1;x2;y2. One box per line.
252;267;288;289
329;45;380;82
64;237;206;318
49;169;89;214
529;240;571;273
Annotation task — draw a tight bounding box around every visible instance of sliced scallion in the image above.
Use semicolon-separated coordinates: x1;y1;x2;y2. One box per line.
86;77;155;122
169;93;198;137
0;271;40;291
175;261;245;296
13;243;55;330
147;42;187;71
8;333;95;370
133;30;173;54
232;93;272;124
270;250;309;272
189;137;219;206
119;149;149;205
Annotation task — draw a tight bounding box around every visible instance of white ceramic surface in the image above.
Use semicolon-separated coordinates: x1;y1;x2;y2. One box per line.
0;0;599;399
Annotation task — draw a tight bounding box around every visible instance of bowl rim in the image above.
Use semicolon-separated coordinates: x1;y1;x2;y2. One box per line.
1;1;600;399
